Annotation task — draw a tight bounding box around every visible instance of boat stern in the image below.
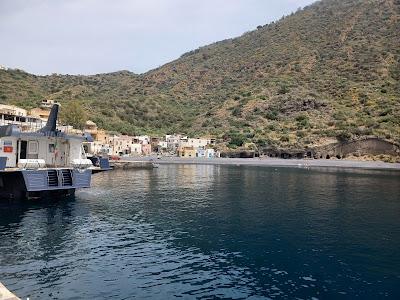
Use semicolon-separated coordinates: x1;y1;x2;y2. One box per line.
21;168;92;192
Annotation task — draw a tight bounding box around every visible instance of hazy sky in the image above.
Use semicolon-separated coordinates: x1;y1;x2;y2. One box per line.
0;0;316;75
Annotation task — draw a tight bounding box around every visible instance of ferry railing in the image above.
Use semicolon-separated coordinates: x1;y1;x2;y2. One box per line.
0;118;47;132
0;118;83;134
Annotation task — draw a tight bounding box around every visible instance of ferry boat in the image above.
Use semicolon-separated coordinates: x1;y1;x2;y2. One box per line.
0;104;109;200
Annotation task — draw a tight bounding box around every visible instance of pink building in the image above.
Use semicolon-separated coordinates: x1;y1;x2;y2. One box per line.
142;144;152;156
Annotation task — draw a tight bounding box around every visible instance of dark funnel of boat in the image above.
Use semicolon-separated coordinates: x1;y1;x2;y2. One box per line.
38;104;60;133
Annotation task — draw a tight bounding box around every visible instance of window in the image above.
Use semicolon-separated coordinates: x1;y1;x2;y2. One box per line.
27;141;39;159
49;144;55;153
3;140;13;153
28;141;39;154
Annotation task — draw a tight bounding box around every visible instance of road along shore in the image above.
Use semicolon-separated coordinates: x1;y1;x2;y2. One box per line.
115;157;400;171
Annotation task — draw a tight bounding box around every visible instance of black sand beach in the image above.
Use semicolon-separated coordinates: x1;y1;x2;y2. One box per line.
122;157;400;171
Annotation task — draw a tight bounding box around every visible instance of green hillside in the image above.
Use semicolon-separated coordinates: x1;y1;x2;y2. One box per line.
0;0;399;149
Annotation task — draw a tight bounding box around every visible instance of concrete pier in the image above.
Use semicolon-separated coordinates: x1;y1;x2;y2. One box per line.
0;283;20;300
109;160;154;170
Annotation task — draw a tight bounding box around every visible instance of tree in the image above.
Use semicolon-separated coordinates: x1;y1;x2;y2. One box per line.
60;101;87;130
228;132;246;148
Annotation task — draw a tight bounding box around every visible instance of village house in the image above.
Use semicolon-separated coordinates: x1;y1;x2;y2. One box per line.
134;135;150;145
0;104;219;158
142;144;152;156
95;129;109;145
157;141;168;153
84;120;98;135
196;148;216;158
83;140;112;156
132;135;152;155
0;104;46;131
180;136;189;143
148;137;168;153
130;143;142;156
29;107;50;120
105;135;153;157
181;137;211;149
29;100;59;121
205;148;216;158
84;121;108;144
108;135;133;156
0;104;27;117
82;120;114;156
150;137;160;151
166;134;183;151
177;146;196;158
197;148;206;158
40;99;56;109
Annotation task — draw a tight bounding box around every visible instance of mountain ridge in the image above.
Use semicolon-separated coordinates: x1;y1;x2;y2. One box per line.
0;0;399;149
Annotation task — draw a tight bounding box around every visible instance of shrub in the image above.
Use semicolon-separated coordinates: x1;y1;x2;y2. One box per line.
280;135;290;142
278;84;290;95
266;109;279;120
295;114;310;128
232;107;242;117
229;132;246;147
336;130;352;142
296;130;306;137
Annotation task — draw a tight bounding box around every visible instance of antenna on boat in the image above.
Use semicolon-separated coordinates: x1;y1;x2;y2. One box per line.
38;103;60;133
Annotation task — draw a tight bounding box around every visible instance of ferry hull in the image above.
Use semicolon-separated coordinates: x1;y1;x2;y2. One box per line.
0;169;91;200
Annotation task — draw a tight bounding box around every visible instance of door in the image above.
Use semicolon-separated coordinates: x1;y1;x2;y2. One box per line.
20;140;27;160
47;142;56;167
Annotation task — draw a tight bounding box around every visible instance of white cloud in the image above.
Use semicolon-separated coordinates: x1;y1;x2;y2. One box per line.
0;0;316;74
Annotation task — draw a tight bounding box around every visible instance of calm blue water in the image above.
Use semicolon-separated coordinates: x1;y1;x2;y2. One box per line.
1;165;400;299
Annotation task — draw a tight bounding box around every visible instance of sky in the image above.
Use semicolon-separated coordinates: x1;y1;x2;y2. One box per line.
0;0;316;75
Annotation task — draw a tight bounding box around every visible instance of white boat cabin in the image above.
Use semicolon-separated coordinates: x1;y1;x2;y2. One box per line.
0;134;89;168
0;103;93;169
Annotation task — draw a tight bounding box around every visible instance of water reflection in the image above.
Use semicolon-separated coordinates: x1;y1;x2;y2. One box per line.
0;165;399;299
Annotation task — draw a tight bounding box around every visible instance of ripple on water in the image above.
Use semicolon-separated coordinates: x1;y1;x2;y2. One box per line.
1;166;400;299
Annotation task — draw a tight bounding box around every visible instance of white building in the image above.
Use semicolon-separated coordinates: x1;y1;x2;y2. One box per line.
0;104;46;131
40;99;56;109
158;141;167;150
166;134;183;151
181;138;211;149
0;104;27;116
134;135;150;145
83;141;112;156
205;149;215;158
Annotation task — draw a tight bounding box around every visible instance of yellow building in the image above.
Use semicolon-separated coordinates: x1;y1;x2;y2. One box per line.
95;129;109;143
29;107;50;120
177;146;196;158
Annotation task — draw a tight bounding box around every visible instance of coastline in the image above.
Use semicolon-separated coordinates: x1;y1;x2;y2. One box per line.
121;157;400;171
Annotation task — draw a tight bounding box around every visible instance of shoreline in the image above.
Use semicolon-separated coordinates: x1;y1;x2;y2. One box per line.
121;157;400;171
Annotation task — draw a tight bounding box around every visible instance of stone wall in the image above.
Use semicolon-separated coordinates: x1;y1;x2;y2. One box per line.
261;138;400;160
314;138;400;159
220;150;256;158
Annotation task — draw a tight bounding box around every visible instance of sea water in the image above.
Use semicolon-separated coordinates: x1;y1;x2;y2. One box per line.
1;165;399;299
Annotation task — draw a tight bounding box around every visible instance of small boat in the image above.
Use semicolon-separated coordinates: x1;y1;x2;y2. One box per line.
150;159;159;168
0;104;109;200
